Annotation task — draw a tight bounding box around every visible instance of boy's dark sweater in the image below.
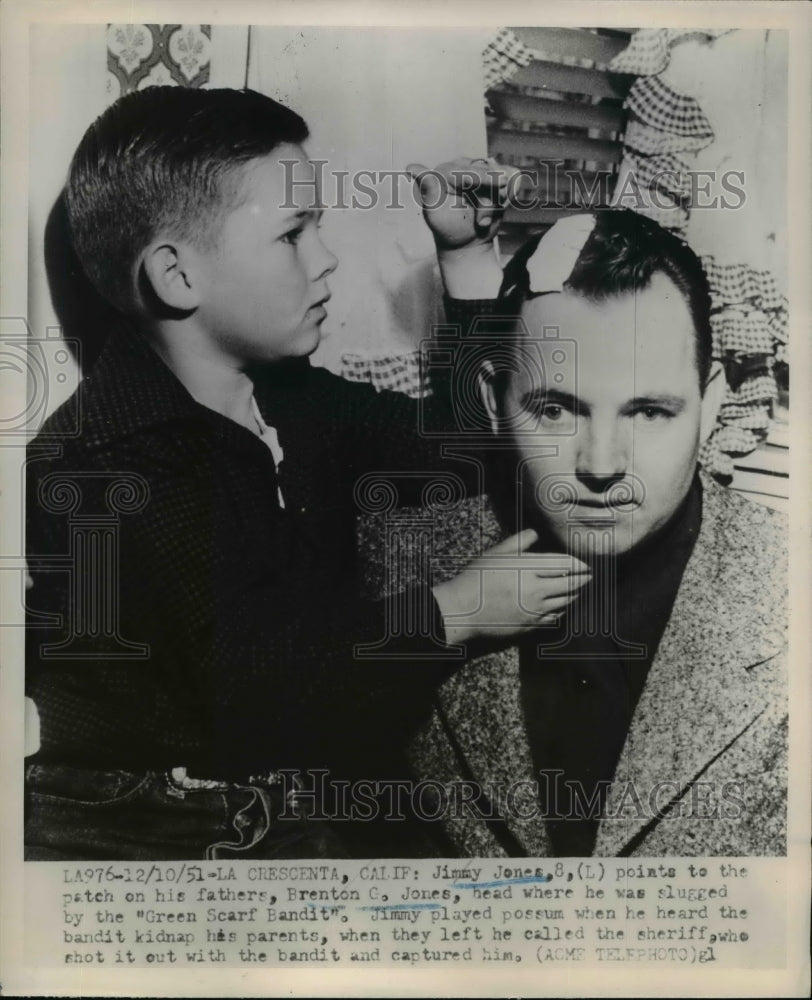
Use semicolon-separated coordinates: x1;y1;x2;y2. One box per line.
26;300;493;779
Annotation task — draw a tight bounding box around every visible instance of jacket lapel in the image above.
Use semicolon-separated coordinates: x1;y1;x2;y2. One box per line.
594;474;786;856
435;645;553;856
429;496;552;855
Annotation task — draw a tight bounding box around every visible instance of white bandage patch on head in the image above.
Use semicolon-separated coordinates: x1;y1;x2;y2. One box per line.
527;213;597;295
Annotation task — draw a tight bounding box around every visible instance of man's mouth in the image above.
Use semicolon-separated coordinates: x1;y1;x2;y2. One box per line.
573;498;637;508
567;497;642;518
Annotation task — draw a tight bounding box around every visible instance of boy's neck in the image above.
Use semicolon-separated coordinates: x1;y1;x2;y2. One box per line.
144;325;257;433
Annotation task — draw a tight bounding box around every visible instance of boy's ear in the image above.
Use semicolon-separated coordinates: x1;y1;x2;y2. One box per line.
476;359;501;435
140;240;203;312
699;360;726;444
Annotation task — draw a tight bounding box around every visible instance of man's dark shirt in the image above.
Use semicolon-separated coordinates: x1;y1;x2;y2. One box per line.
520;478;703;856
25;301;490;779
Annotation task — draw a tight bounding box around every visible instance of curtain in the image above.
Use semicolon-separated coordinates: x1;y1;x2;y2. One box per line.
610;29;788;481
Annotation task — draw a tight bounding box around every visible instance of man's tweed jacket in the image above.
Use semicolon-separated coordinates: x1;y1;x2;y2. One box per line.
360;471;788;857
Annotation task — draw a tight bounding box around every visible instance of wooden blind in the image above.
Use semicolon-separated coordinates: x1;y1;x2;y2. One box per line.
486;28;788;513
729;391;789;513
487;27;633;256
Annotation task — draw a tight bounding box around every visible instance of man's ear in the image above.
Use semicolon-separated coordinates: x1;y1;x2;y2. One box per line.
699;360;727;444
140;240;203;312
476;359;501;435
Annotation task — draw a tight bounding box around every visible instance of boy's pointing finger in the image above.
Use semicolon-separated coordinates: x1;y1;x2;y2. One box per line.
406;162;446;208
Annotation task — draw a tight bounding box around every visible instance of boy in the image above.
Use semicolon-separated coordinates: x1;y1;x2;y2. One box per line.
25;87;589;860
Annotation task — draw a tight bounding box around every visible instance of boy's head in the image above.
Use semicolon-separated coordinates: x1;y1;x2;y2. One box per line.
66;87;337;361
479;210;724;557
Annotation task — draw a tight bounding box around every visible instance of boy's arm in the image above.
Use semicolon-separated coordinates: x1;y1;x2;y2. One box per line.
325;158;513;497
116;485;584;769
25;439;588;772
408;157;508;300
317;294;507;499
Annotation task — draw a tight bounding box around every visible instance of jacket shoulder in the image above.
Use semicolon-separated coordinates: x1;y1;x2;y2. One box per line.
701;472;787;563
698;474;788;666
30;385;84;446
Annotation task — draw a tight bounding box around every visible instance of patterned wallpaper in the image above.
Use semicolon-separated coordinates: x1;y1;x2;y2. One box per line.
106;24;211;100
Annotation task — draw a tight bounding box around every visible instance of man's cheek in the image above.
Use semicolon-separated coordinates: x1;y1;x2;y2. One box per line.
520;461;563;512
632;439;687;492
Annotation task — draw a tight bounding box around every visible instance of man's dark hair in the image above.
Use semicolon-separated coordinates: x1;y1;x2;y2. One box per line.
498;209;714;388
65;87;309;312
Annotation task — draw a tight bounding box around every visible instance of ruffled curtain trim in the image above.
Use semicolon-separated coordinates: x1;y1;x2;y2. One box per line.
482;27;534;91
340;351;429;398
609;28;734;77
610;30;786;480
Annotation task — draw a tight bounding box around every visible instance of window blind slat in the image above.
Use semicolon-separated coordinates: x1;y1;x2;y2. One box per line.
733;442;789;478
510;60;628;100
729;467;789;504
509;26;631;65
490;129;623;165
487;91;625;133
503;202;607;226
501;170;608;204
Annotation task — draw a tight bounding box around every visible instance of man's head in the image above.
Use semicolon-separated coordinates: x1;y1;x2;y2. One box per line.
479;210;725;557
66;87;337;362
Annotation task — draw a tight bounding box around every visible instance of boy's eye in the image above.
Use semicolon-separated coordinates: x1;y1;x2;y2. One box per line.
281;227;303;245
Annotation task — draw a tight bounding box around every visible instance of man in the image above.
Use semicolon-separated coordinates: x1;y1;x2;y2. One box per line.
386;209;787;857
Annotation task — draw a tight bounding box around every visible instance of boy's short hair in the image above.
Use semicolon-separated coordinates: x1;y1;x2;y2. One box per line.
66;87;309;313
498;209;713;389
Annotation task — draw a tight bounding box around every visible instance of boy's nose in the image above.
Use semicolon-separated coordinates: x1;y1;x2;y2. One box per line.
314;236;339;280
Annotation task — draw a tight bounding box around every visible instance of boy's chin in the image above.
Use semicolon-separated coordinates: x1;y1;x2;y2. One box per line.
256;325;323;363
289;322;325;357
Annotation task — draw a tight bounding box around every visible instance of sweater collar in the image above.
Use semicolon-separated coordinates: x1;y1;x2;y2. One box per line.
67;327;311;450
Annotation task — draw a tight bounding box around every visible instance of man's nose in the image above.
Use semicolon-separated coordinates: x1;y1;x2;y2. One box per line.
575;421;627;492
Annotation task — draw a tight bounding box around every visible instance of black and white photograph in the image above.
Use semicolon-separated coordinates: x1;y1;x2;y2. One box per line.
1;1;809;996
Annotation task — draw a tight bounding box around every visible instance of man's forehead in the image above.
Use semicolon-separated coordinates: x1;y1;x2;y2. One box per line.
513;276;698;389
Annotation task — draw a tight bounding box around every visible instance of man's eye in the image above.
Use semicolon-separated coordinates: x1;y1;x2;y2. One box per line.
520;397;575;426
636;406;672;421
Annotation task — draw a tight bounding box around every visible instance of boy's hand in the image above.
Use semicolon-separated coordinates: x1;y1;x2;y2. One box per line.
407;156;513;250
407;157;517;298
431;529;592;646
